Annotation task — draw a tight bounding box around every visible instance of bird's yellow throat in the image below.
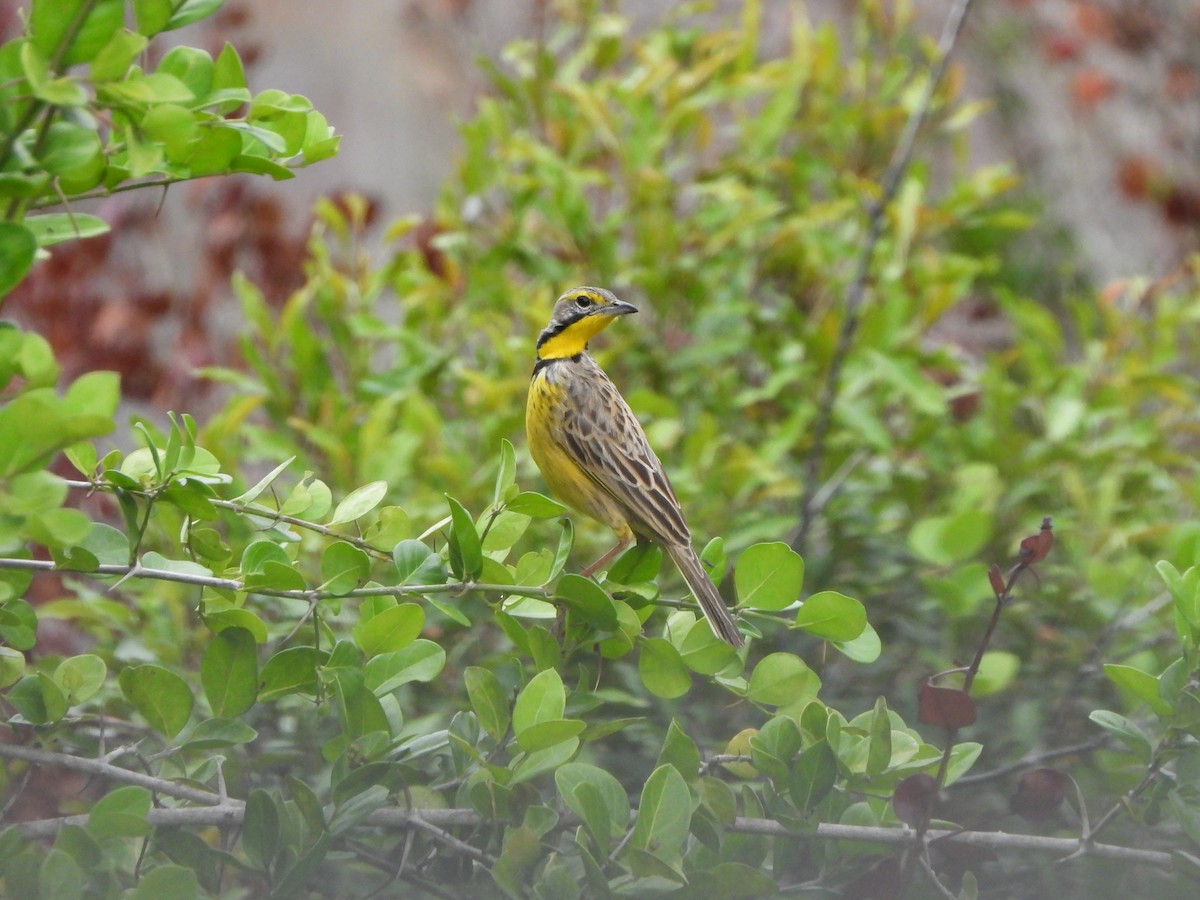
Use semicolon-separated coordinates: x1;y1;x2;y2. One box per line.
536;314;618;361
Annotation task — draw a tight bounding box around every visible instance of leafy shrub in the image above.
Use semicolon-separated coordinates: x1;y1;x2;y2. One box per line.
3;2;1200;898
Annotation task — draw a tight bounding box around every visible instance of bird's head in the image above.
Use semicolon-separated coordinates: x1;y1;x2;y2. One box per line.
536;286;638;360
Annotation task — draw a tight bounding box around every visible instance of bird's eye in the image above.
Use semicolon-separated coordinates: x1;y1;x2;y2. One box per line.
575;295;593;309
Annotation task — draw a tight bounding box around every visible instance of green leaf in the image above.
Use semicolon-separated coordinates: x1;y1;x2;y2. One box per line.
1169;789;1200;849
32;0;124;66
629;765;691;861
505;491;567;518
242;789;280;870
866;697;892;775
393;539;446;584
86;785;152;839
118;665;193;738
515;718;586;752
354;603;424;657
320;541;370;595
364;640;446;695
231;456;295;503
746;652;819;707
241;539;291;574
258;647;325;701
794;591;867;641
132;0;173;37
164;0;228;31
330;669;390;739
127;865;199;900
908;509;993;566
1104;663;1172;718
36;123;103;177
141;103;198;158
677;615;741;675
141;551;212;580
551;518;574;579
556;763;629;851
201;627;258;717
1090;709;1153;764
211;42;246;97
789;742;838;811
285;775;326;832
8;673;68;725
446;495;483;579
656;719;700;782
53;654;106;705
157;46;213;100
749;715;801;782
39;848;83;900
328;480;388;525
834;621;882;663
734;542;804;610
0;223;37;300
638;637;691;699
0;598;38;649
0;647;25;688
329;784;389;837
608;542;663;584
465;666;511;741
182;717;257;749
555;574;619;631
513;667;565;734
480;510;530;552
972;651;1021;698
203;607;268;642
493;438;516;507
91;28;148;80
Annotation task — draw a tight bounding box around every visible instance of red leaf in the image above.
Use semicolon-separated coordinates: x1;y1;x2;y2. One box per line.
1041;33;1081;63
988;564;1005;596
1010;768;1071;821
919;680;977;728
1070;69;1116;108
1116;156;1161;200
1071;2;1114;40
1019;517;1054;564
893;774;939;827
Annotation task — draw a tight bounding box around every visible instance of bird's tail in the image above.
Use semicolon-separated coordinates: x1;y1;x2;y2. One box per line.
665;543;744;648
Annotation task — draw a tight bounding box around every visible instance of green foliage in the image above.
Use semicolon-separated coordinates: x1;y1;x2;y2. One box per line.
3;1;1200;897
0;0;339;302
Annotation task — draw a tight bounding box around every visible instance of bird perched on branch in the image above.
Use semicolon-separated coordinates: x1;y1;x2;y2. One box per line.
526;286;744;647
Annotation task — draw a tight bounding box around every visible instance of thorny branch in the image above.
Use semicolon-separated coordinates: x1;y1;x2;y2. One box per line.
1;738;1171;871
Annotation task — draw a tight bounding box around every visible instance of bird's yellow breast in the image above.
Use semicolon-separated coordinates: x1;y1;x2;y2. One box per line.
526;363;632;537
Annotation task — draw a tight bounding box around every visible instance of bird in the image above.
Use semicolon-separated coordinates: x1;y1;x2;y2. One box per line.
525;286;744;648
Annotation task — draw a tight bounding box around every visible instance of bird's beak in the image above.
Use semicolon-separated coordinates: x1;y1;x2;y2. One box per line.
608;299;638;316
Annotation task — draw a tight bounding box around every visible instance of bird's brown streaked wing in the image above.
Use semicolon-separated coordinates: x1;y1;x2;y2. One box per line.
560;368;691;547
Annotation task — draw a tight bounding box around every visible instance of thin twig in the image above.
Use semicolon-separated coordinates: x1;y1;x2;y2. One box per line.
0;743;230;808
951;738;1108;787
918;854;959;900
402;815;498;867
793;0;976;551
0;555;547;603
64;480;393;561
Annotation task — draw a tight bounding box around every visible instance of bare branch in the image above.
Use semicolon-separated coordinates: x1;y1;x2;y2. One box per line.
0;555;547;603
8;802;1174;871
0;743;228;807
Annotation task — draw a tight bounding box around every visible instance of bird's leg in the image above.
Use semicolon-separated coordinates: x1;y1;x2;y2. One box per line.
581;534;632;579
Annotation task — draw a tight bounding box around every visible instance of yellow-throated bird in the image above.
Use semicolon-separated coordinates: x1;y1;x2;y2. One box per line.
526;286;744;647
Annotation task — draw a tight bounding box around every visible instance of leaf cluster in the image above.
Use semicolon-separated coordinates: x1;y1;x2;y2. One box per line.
0;0;339;301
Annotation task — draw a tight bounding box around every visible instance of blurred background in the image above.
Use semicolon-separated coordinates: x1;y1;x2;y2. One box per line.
4;0;1199;413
